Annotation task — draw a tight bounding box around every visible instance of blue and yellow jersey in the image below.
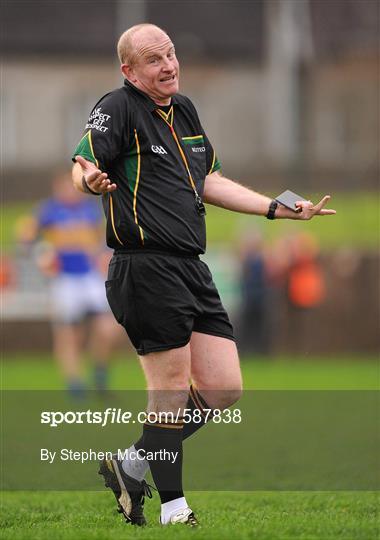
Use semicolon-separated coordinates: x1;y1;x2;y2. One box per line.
37;199;104;275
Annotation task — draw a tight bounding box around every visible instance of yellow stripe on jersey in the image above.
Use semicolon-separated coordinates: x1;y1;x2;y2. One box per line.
208;150;216;175
157;106;174;127
133;130;144;244
156;110;198;195
182;135;204;142
87;130;99;168
109;195;123;245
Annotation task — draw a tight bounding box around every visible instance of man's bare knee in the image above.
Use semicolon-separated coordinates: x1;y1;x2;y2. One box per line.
147;364;189;413
147;388;189;414
202;386;242;410
191;364;243;409
164;361;190;389
140;346;190;389
223;386;243;407
139;345;191;413
146;360;189;394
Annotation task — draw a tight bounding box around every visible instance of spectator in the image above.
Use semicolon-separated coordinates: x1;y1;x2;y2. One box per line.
238;231;270;355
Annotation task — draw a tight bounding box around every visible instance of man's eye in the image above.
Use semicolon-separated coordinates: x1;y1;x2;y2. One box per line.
149;58;158;64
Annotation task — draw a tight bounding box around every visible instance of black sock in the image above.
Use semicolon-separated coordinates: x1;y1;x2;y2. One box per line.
141;419;184;504
131;386;213;504
182;385;214;440
134;385;213;449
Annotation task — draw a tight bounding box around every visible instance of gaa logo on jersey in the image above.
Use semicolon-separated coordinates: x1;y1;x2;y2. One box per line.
151;145;168;155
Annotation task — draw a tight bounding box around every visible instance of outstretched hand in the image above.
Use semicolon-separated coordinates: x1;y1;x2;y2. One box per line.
278;195;336;220
75;155;117;194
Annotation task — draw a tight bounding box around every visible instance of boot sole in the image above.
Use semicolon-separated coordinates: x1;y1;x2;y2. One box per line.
98;459;132;520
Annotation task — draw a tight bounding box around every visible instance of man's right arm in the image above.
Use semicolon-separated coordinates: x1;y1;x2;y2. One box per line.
72;156;117;195
72;161;85;192
72;90;127;195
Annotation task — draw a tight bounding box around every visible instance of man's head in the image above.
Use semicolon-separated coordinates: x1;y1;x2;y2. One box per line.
117;24;179;105
52;171;82;204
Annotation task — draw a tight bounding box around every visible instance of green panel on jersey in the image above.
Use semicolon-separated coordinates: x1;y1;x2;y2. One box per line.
181;135;205;145
72;131;98;166
212;158;222;173
124;141;138;194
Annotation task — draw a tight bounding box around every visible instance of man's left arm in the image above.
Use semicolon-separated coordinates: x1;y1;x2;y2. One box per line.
203;171;336;220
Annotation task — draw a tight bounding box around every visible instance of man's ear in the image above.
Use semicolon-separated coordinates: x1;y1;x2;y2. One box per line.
121;64;136;82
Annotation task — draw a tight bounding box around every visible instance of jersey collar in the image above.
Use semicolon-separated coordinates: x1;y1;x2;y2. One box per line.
123;79;180;112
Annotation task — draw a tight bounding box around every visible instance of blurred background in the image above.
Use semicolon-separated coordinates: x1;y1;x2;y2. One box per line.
1;0;379;390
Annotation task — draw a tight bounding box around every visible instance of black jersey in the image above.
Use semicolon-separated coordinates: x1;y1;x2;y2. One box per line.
73;80;221;255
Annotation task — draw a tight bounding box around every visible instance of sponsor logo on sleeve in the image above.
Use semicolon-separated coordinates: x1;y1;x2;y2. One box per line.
85;107;111;133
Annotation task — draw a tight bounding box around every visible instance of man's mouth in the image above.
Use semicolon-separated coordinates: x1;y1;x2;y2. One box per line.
159;75;176;83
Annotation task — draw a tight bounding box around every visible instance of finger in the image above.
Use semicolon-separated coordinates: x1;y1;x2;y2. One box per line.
88;170;106;182
317;209;336;215
75;155;97;172
88;172;107;187
75;155;87;168
98;178;111;190
96;179;117;193
295;200;313;211
313;195;331;213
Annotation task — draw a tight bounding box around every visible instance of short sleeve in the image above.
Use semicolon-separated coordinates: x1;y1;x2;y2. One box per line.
72;91;129;170
203;130;222;175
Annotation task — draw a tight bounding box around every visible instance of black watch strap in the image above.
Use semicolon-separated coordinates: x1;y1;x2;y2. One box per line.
266;200;278;220
82;176;101;196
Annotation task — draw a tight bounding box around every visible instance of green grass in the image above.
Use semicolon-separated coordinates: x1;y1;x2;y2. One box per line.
1;356;378;539
1;202;35;253
1;191;379;252
204;191;379;251
1;491;378;540
1;354;379;390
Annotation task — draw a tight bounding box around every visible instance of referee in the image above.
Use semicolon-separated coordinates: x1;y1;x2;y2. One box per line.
72;23;335;527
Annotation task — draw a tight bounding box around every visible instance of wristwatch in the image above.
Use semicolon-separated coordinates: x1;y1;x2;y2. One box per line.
266;200;278;220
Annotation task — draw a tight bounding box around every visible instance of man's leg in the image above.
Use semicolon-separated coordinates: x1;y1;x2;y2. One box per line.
51;276;86;396
108;344;196;525
85;272;122;392
189;332;242;407
88;313;121;391
180;332;242;438
124;333;242;472
137;345;194;524
52;322;85;396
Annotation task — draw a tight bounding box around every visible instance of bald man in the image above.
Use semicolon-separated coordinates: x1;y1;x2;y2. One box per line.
72;23;335;527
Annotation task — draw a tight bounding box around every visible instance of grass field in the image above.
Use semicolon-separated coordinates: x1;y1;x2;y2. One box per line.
1;355;379;539
2;354;379;390
2;191;379;252
2;491;378;540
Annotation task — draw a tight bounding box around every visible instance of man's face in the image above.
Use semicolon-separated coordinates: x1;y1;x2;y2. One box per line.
53;175;83;204
124;29;179;105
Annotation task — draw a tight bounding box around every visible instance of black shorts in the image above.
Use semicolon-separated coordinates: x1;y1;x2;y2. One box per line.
105;251;235;355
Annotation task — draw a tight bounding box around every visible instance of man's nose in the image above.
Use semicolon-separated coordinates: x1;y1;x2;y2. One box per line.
161;57;174;70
